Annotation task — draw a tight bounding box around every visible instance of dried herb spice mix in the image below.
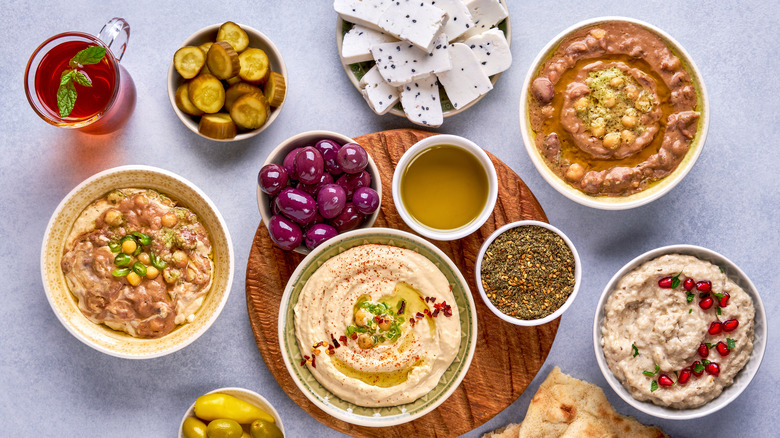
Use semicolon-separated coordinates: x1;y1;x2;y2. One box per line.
481;225;575;320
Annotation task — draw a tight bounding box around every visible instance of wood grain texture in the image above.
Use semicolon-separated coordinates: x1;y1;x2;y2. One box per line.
246;129;559;437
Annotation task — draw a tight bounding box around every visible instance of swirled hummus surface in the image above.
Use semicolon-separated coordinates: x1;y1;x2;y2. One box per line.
529;21;701;196
293;244;460;407
601;254;754;408
60;188;213;339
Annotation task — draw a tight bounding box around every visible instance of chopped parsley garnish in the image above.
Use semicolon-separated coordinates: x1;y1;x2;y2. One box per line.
727;338;736;349
671;272;682;289
632;344;639;357
693;363;705;373
643;364;660;377
650;380;659;392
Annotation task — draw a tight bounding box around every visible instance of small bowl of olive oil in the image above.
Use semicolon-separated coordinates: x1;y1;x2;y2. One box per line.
392;135;498;241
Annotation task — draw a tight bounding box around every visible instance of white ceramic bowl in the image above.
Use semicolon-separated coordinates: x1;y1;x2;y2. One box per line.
256;130;381;254
475;220;581;326
593;245;767;419
41;165;234;359
178;387;285;438
392;134;498;241
518;16;709;209
167;23;288;142
277;227;477;427
335;12;511;121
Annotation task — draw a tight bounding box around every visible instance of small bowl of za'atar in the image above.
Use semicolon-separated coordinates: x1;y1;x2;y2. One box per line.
594;245;767;419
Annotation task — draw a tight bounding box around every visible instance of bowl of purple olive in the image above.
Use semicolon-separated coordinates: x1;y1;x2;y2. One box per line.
256;130;382;254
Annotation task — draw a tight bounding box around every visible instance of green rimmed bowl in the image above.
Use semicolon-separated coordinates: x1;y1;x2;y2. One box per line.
277;227;477;427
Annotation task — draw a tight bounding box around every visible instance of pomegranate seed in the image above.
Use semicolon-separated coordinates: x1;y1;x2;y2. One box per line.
716;341;730;357
658;276;673;288
723;319;739;332
697;343;709;358
683;278;695;291
658;374;674;387
705;362;720;377
719;292;730;307
699;296;714;310
691;361;704;377
708;321;723;335
696;280;712;293
678;368;692;385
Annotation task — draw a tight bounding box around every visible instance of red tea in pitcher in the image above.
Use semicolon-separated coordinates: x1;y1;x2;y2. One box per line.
34;39;118;122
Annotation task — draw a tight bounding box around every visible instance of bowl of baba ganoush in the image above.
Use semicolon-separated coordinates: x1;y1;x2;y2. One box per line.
41;165;234;359
278;227;477;427
519;17;709;209
593;245;766;419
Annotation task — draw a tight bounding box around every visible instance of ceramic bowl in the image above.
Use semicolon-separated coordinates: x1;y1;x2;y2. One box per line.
178;387;285;438
335;11;511;121
41;165;234;359
256;130;381;255
392;134;497;241
277;227;477;427
475;220;581;326
518;16;709;209
167;23;287;142
593;244;767;419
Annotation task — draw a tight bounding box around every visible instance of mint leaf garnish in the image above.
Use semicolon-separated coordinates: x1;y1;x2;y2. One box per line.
671;272;682;289
694;363;705;373
650;380;659;392
56;45;106;118
643;370;655;377
70;46;106;67
727;338;736;349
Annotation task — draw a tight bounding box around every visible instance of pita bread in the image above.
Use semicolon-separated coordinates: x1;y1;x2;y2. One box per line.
481;422;522;438
482;367;668;438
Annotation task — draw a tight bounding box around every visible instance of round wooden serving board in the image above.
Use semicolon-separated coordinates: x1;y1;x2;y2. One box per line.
246;129;559;437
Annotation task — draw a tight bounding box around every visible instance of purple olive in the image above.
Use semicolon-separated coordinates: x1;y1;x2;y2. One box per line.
268;214;303;250
301;211;325;231
297;172;333;196
275;187;317;224
282;148;301;180
317;183;347;219
258;164;289;196
295;146;325;184
336;170;371;199
330;202;364;232
271;198;283;216
336;143;368;174
315;139;342;176
353;187;380;215
305;224;338;250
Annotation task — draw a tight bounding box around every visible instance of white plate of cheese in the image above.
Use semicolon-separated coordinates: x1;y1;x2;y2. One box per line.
335;0;512;128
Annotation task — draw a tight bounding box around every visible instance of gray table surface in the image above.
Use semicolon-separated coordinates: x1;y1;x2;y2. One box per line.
1;1;777;436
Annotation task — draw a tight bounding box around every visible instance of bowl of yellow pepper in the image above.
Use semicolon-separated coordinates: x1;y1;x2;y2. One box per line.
180;387;285;438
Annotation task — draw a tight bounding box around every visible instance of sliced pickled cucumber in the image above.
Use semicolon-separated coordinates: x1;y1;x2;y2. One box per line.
199;113;237;139
188;74;226;113
207;41;240;80
217;21;249;52
263;72;286;108
230;93;270;130
225;82;262;112
173;46;205;79
238;48;270;84
226;76;242;86
199;42;213;56
175;82;204;116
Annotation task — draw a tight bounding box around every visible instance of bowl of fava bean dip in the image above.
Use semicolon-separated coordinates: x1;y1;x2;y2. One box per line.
519;17;709;209
41;166;234;358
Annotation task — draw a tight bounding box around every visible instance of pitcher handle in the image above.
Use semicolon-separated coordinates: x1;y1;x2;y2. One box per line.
97;17;130;62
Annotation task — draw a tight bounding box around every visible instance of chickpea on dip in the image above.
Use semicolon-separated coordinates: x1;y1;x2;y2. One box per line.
529;21;701;196
293;244;460;407
60;188;213;339
601;254;754;408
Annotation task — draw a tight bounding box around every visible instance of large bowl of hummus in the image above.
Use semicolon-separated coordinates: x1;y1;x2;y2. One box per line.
593;245;767;419
278;227;477;427
41;165;234;359
519;17;709;209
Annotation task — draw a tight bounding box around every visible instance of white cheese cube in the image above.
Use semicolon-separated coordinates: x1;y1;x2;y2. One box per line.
334;0;390;30
400;75;443;127
371;33;451;86
458;0;508;40
377;0;448;52
424;0;475;42
359;66;401;115
462;28;512;77
342;25;397;64
436;43;493;110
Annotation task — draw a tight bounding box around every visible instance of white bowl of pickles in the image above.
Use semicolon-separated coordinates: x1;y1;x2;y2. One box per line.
168;21;288;141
